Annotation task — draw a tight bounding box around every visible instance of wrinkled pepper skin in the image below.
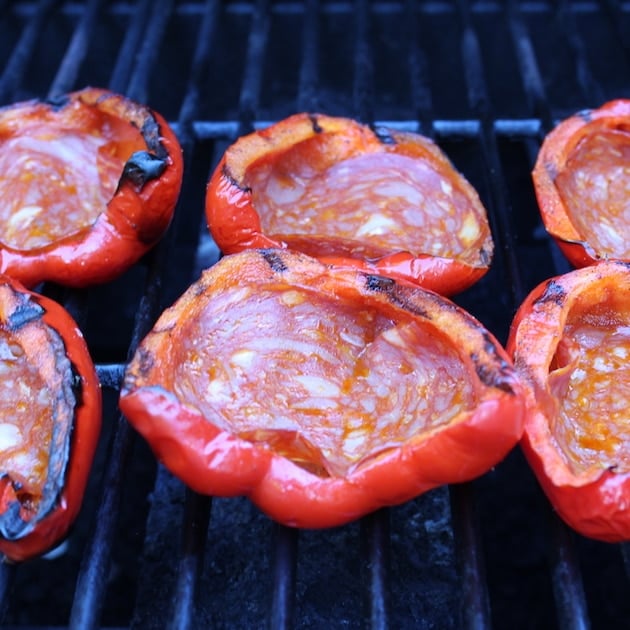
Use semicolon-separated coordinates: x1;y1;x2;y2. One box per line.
205;113;493;296
0;87;183;288
532;99;630;268
0;275;101;562
120;249;525;529
508;261;630;542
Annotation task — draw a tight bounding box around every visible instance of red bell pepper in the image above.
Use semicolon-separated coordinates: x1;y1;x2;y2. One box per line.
0;87;183;288
205;113;493;295
0;275;101;562
507;260;630;542
532;99;630;268
120;248;525;529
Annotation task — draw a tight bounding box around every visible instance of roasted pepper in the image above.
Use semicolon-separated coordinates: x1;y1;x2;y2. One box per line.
507;260;630;542
0;87;183;288
0;275;101;562
533;99;630;268
120;249;524;528
205;113;493;295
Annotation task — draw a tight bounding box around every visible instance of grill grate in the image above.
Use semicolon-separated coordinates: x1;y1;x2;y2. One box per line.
0;1;629;628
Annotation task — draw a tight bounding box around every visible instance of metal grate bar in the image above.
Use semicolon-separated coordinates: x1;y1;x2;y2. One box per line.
68;4;177;624
0;0;58;103
405;0;433;135
69;262;168;630
108;0;155;94
237;0;271;134
505;2;593;628
457;0;524;308
126;0;175;105
449;483;491;629
353;0;374;125
296;0;320;111
602;0;630;66
270;525;299;629
556;0;604;106
160;3;223;626
506;0;553;132
548;513;591;630
168;491;212;630
362;510;390;630
48;0;105;98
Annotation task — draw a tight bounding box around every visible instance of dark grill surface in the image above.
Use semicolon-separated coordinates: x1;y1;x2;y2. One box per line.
0;1;629;628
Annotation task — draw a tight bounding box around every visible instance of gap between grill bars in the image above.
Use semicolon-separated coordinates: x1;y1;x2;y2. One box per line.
0;1;629;629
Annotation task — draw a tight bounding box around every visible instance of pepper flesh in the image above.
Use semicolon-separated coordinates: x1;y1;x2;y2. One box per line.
0;87;183;288
0;275;101;562
508;260;630;542
120;249;524;528
206;113;493;295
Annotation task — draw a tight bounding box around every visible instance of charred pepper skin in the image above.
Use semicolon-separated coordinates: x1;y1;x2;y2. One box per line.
205;113;493;296
0;87;183;288
0;275;101;562
507;260;630;542
120;249;525;529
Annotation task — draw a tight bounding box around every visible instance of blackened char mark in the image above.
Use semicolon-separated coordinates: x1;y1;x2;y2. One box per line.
364;274;431;319
141;116;168;159
222;162;251;193
471;333;516;394
261;249;289;273
0;491;28;540
7;301;43;331
365;274;396;293
130;346;157;383
121;151;167;190
536;279;567;307
308;114;324;134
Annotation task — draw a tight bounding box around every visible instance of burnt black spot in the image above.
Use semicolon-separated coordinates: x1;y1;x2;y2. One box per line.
471;351;515;394
308;114;324;134
536;279;567;307
222;163;251;193
120;151;167;190
576;108;593;123
132;346;157;381
373;126;397;145
261;249;288;273
0;489;28;540
365;274;396;293
7;301;43;331
140;116;167;158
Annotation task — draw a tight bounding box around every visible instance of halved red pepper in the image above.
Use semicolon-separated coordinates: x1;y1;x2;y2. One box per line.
120;248;524;528
0;275;101;562
205;113;493;296
507;260;630;542
0;87;183;288
532;99;630;268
